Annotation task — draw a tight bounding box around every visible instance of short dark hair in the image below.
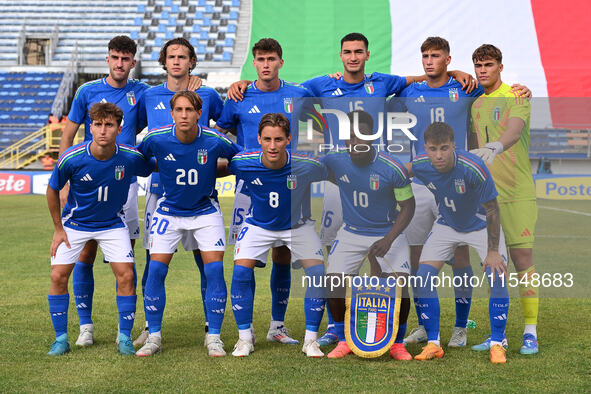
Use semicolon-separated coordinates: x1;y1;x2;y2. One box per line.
170;90;203;111
89;102;124;126
424;122;455;144
108;36;137;56
341;33;369;50
347;110;374;134
421;36;450;54
252;38;283;59
472;44;503;64
159;37;197;72
258;113;290;136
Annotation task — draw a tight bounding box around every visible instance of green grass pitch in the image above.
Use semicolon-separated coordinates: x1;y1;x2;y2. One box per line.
0;195;589;392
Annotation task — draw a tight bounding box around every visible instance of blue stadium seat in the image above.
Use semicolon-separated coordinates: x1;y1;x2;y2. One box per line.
165;31;173;39
202;18;210;26
155;38;163;46
224;38;234;47
137;4;145;12
232;0;240;6
195;11;204;19
168;17;176;25
229;11;238;20
164;0;172;6
162;11;169;19
227;24;236;33
134;17;142;26
222;52;231;61
192;25;201;32
200;31;208;39
190;38;198;46
151;51;159;60
158;24;166;32
197;44;206;54
130;31;139;39
171;4;179;13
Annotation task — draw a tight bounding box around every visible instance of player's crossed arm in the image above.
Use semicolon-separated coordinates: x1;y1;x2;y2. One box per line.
46;185;70;257
481;197;507;280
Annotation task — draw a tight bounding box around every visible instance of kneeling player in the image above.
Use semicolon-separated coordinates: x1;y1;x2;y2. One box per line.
135;91;240;357
229;113;327;357
410;122;509;364
323;111;415;360
46;103;153;355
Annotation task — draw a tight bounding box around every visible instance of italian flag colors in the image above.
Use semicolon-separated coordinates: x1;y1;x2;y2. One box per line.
357;310;387;344
244;0;590;129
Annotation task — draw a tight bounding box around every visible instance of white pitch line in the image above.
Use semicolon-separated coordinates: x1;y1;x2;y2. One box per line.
539;205;591;217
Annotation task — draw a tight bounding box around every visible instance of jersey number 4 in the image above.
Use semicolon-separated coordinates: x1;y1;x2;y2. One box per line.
444;197;456;212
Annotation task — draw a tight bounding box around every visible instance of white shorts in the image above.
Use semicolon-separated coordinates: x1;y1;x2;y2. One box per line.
419;221;508;264
326;226;410;275
51;226;134;265
319;181;343;246
143;189;202;252
149;208;226;254
405;182;438;246
228;179;251;245
123;181;140;239
233;221;324;263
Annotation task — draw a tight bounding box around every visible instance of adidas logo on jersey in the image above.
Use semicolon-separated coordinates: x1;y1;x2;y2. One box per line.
331;88;343;96
100;98;107;103
426;182;437;190
164;153;176;161
248;105;261;114
154;102;166;110
251;178;263;185
80;173;93;181
126;250;134;258
521;228;532;237
401;261;410;270
215;238;225;247
339;174;350;183
414;96;425;103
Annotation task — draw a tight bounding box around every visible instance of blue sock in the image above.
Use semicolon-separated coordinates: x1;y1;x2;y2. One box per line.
335;321;345;342
193;253;208;325
411;267;423;327
72;262;93;325
250;269;256;297
453;265;473;328
304;265;325;332
395;322;407;343
116;295;137;337
270;262;291;322
203;261;227;335
486;267;509;343
144;260;168;334
231;265;254;330
417;264;440;342
142;251;150;294
48;294;69;338
326;300;335;328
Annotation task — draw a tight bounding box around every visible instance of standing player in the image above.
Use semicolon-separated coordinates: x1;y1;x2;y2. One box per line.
135;37;224;346
395;37;483;348
469;44;539;355
228;113;327;357
227;32;475;346
135;91;240;357
58;35;150;347
410;122;509;364
323;111;415;359
216;38;313;345
46;103;153;355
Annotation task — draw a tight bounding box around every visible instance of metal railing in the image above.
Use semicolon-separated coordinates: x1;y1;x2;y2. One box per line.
0;124;84;169
51;44;78;119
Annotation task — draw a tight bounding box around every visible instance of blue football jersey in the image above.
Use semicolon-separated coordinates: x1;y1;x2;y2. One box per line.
49;142;153;232
322;150;411;236
302;73;407;146
68;78;150;146
394;77;483;161
411;150;497;232
137;125;240;216
143;82;223;130
229;151;327;231
216;80;312;150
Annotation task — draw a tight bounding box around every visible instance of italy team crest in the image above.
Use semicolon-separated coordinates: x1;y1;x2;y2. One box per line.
345;278;400;358
364;82;374;94
449;88;459;102
493;106;501;121
284;98;293;113
454;178;466;194
115;165;125;180
126;91;136;106
287;175;297;189
197;149;208;164
370;174;380;191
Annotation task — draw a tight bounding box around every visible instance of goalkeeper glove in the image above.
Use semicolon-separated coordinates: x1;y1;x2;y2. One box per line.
469;141;504;165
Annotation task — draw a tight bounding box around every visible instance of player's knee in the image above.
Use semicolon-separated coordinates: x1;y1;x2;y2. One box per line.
50;268;70;290
116;268;136;293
